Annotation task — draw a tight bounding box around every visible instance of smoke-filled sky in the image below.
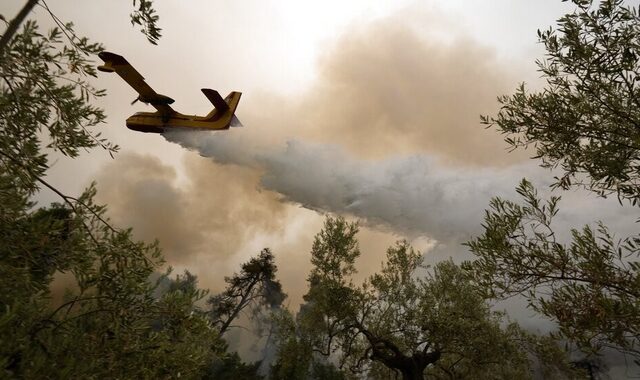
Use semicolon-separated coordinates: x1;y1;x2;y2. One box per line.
5;1;637;317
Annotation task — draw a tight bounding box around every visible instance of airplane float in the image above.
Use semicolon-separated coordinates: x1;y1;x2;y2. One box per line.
97;51;242;133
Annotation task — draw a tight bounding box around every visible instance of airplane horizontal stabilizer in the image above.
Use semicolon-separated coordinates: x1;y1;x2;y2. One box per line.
201;88;229;112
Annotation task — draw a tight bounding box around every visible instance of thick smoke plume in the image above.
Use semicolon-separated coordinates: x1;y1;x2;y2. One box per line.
94;153;291;289
157;13;537;247
163;129;638;260
96;9;637;304
164;131;539;242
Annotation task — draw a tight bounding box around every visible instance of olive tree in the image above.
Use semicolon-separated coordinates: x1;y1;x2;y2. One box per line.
470;0;640;363
0;2;228;377
287;217;575;380
466;179;640;359
483;0;640;204
208;248;286;337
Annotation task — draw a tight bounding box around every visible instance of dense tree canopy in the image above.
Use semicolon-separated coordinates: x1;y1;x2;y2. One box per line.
483;0;640;204
208;248;286;336
0;2;230;378
470;0;640;365
281;217;575;380
5;0;637;378
466;179;640;358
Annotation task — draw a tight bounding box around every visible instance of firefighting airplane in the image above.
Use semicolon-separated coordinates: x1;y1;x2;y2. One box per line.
97;51;242;133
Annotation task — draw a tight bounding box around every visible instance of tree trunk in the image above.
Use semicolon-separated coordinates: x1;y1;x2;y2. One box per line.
376;354;433;380
363;327;439;380
400;363;426;380
0;0;40;55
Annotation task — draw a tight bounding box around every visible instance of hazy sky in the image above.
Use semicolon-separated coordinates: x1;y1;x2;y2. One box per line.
4;0;636;329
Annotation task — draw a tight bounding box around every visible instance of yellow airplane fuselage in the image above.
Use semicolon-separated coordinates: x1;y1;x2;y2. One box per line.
126;92;242;133
127;110;234;133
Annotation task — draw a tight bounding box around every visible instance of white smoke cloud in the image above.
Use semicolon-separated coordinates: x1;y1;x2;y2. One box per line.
165;130;527;242
256;140;539;241
164;129;638;253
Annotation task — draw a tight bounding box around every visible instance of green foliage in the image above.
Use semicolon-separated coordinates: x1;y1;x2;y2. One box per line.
130;0;162;45
483;0;640;204
473;0;640;364
0;187;224;378
205;351;263;380
270;310;315;380
290;217;575;380
466;179;640;358
269;309;346;380
0;4;228;378
208;248;286;337
0;19;111;195
309;217;360;285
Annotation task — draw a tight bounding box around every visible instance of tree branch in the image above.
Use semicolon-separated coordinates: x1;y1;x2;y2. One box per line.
0;0;39;56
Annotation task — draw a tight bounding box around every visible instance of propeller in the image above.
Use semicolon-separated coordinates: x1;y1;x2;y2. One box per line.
131;95;150;105
130;95;171;106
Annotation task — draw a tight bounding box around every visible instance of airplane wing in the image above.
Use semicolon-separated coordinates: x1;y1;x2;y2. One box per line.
97;51;175;115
